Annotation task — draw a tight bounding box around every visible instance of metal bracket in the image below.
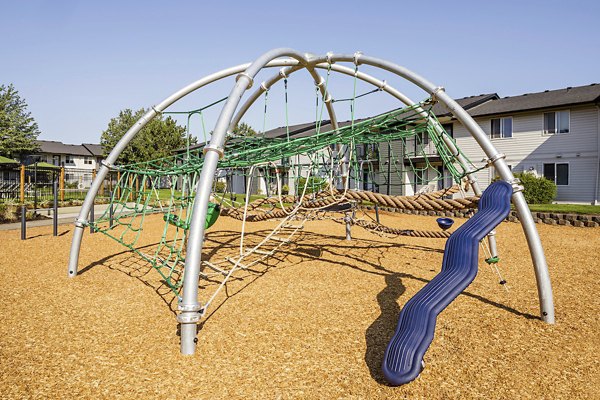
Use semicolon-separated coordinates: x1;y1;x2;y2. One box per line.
74;218;87;228
100;160;115;169
278;68;288;79
508;178;524;193
236;72;254;89
353;51;363;66
379;80;387;91
486;153;506;166
177;313;201;324
178;302;202;312
431;86;445;102
315;76;326;88
260;82;269;91
203;144;225;159
326;52;335;65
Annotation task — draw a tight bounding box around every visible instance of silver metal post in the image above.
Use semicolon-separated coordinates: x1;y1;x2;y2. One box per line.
179;48;313;354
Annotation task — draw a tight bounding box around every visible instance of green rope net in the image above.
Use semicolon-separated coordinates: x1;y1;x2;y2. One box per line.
88;96;481;297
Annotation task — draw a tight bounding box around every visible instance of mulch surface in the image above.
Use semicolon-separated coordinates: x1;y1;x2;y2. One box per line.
0;211;598;399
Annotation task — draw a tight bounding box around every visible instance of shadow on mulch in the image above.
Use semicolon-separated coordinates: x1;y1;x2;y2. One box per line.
75;227;539;376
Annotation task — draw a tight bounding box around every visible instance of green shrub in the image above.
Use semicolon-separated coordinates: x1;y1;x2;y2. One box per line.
281;184;289;195
297;177;327;194
515;173;557;204
213;181;226;193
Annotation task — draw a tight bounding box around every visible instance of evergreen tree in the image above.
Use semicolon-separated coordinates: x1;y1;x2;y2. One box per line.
0;84;40;159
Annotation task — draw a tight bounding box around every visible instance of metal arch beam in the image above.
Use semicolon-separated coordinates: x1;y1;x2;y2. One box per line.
178;48;320;354
182;51;553;350
69;48;554;358
66;59;300;277
320;53;554;323
313;63;500;258
231;64;339;132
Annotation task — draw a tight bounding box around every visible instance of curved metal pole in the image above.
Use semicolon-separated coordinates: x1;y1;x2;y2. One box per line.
178;48;316;354
184;51;553;337
71;49;554;360
66;60;299;277
315;63;498;256
231;65;339;132
323;53;554;323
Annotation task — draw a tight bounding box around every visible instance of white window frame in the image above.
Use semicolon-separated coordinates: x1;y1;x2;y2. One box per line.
543;162;569;186
84;156;93;165
490;116;513;139
543;110;570;135
65;155;75;165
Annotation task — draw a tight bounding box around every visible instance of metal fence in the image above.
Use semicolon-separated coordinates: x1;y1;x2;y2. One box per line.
0;165;117;204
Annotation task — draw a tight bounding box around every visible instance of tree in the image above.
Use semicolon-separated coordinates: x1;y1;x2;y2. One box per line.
0;84;40;159
233;122;257;136
101;108;191;165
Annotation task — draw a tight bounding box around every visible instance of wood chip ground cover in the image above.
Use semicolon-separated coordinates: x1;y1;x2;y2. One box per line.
0;212;598;399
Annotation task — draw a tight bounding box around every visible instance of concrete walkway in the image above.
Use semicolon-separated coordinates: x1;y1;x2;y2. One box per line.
0;204;113;231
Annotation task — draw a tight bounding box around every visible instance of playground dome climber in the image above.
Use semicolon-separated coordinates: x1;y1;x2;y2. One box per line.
67;49;555;386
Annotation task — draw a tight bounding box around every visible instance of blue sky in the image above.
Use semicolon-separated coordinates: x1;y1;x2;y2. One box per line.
2;0;599;144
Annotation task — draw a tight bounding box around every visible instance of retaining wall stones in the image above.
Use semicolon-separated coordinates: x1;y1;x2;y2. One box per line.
359;206;600;228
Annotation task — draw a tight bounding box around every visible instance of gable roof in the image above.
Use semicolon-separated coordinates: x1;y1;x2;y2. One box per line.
431;93;499;117
468;83;600;117
36;140;102;157
180;83;599;151
82;143;103;157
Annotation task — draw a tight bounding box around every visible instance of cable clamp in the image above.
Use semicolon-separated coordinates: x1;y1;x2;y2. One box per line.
278;68;288;79
100;160;115;169
178;302;202;312
176;313;201;324
324;95;333;104
150;105;162;115
486;153;506;166
379;80;387;91
431;86;445;102
74;218;87;228
326;51;335;65
235;72;254;89
203;144;225;159
315;76;326;88
353;51;363;66
508;178;524;193
260;82;269;91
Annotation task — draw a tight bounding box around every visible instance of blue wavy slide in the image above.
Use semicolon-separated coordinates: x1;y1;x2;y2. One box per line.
382;180;513;386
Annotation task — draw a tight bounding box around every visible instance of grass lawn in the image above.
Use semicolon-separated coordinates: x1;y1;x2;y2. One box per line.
525;203;600;215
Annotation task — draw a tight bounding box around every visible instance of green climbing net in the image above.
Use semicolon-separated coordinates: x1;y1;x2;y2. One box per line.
88;96;482;297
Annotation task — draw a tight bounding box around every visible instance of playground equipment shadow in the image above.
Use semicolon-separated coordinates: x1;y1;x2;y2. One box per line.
0;212;598;399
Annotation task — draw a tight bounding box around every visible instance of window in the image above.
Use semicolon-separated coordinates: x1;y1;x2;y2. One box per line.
65;155;74;165
543;163;569;185
52;155;60;166
491;117;513;138
441;123;453;138
543;110;569;134
84;156;92;165
415;170;425;186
